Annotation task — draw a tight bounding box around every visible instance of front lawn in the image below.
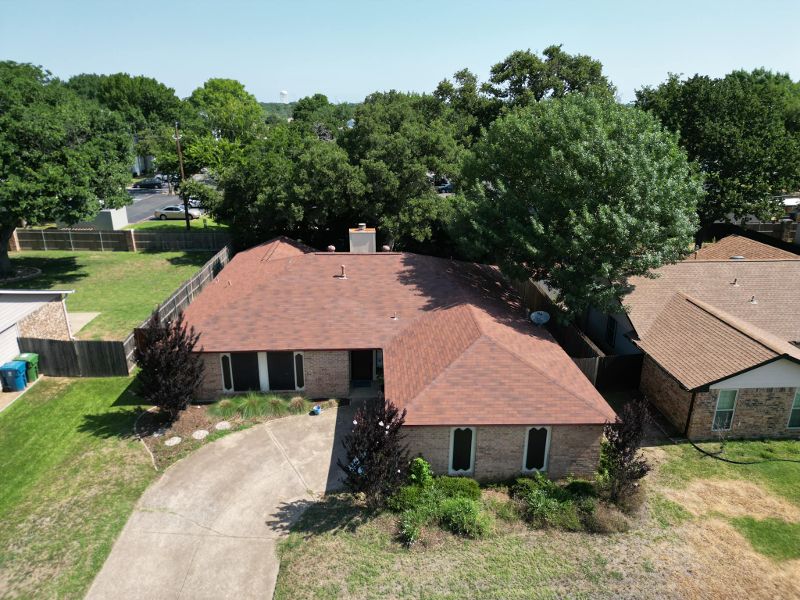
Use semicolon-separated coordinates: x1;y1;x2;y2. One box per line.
123;216;228;231
275;439;800;599
0;377;156;599
0;250;213;339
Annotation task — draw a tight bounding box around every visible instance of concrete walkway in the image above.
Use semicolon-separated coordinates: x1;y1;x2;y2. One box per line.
86;403;354;600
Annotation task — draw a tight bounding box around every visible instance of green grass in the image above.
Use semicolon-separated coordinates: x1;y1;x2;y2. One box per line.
729;517;800;561
207;392;311;420
124;216;228;231
649;493;692;528
655;439;800;507
0;377;156;599
1;250;213;339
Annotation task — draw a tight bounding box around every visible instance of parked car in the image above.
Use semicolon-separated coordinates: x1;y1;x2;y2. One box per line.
154;205;201;220
435;182;454;194
132;178;164;189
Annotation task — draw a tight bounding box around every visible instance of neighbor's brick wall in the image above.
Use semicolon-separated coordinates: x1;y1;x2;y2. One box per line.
197;352;223;400
18;300;71;340
687;387;800;440
640;355;692;432
404;424;603;481
303;351;350;399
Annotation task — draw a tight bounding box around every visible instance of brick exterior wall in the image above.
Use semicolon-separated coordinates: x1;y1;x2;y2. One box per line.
687;387;800;440
197;352;223;400
18;300;71;340
639;355;692;432
195;350;351;401
404;424;604;481
303;351;350;399
641;354;800;440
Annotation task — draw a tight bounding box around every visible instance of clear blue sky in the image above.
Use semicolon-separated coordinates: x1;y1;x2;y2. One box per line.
2;0;798;103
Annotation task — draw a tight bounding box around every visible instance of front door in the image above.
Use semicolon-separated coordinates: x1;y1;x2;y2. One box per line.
350;350;374;385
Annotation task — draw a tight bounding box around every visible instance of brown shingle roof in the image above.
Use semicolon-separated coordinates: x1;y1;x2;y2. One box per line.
184;238;614;426
635;294;800;390
687;235;800;261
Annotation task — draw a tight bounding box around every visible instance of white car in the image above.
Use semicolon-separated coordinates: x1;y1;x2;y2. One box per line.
154;205;201;220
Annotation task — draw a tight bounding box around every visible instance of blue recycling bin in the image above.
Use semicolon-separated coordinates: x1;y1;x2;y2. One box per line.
0;361;27;392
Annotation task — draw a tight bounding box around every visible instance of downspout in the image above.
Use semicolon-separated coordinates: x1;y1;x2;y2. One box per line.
683;390;697;438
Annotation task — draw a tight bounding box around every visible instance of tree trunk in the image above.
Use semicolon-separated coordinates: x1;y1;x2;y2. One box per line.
0;225;16;279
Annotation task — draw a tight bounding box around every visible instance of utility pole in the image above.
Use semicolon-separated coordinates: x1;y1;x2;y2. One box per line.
174;121;190;231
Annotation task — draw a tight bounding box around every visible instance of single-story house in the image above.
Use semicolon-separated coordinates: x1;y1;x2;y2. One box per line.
582;235;800;440
182;230;616;481
0;290;73;363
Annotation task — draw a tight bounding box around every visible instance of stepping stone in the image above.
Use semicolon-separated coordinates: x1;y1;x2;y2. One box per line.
164;436;182;447
215;421;231;431
192;429;209;440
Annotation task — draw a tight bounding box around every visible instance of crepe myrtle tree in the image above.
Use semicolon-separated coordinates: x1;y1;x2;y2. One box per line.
338;399;409;507
456;93;703;317
600;396;651;505
134;309;203;422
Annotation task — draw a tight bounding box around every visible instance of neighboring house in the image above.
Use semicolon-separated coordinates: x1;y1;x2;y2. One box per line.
0;290;73;363
182;231;616;481
585;235;800;440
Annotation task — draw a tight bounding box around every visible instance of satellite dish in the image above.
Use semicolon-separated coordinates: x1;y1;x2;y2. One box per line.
530;311;550;326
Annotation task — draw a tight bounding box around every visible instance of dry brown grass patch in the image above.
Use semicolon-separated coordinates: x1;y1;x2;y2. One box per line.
664;479;800;521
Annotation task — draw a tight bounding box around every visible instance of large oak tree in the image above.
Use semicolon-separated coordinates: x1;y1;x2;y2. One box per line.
456;93;703;316
0;62;131;276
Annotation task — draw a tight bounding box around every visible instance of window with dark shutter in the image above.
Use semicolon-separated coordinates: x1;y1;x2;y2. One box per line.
221;354;232;391
294;353;304;389
450;427;474;473
524;427;549;471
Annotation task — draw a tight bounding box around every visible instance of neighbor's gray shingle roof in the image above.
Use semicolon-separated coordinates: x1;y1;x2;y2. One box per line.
635;293;800;390
686;235;800;261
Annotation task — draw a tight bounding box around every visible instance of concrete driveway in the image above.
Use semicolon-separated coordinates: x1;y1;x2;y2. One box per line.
86;403;354;600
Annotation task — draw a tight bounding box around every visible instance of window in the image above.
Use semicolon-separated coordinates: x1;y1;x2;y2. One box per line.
789;391;800;429
604;315;617;348
230;352;260;392
523;427;550;472
449;427;476;474
294;352;305;389
220;354;233;391
712;389;737;431
267;351;296;390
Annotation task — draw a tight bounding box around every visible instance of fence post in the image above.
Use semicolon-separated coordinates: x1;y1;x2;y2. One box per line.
41;230;47;251
99;230;104;252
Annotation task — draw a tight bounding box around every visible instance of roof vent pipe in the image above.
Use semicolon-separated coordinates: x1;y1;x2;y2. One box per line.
337;265;347;280
731;278;739;286
749;295;758;304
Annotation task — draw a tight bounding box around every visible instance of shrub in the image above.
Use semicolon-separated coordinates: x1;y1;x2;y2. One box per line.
134;310;203;421
388;485;428;512
268;396;286;416
439;497;491;538
288;396;306;414
210;398;237;419
337;400;409;508
399;508;426;546
240;394;267;418
435;476;481;500
564;478;597;498
408;457;433;488
511;474;591;531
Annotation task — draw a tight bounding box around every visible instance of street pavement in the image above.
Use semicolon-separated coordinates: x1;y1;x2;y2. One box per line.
125;189;179;224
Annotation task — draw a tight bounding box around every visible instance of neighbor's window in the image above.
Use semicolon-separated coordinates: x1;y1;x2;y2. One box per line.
712;389;737;431
523;427;550;472
449;427;475;474
788;391;800;429
605;315;617;348
220;354;233;391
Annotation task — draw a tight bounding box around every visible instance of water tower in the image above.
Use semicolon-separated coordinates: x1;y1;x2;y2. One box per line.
279;90;289;104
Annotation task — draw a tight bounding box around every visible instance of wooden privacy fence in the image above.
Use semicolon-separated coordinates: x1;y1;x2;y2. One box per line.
13;228;230;252
18;337;130;377
24;244;232;377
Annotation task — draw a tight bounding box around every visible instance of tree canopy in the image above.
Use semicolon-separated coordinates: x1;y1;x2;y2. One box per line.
483;45;614;107
187;78;265;142
0;61;131;275
456;93;703;316
636;70;800;224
